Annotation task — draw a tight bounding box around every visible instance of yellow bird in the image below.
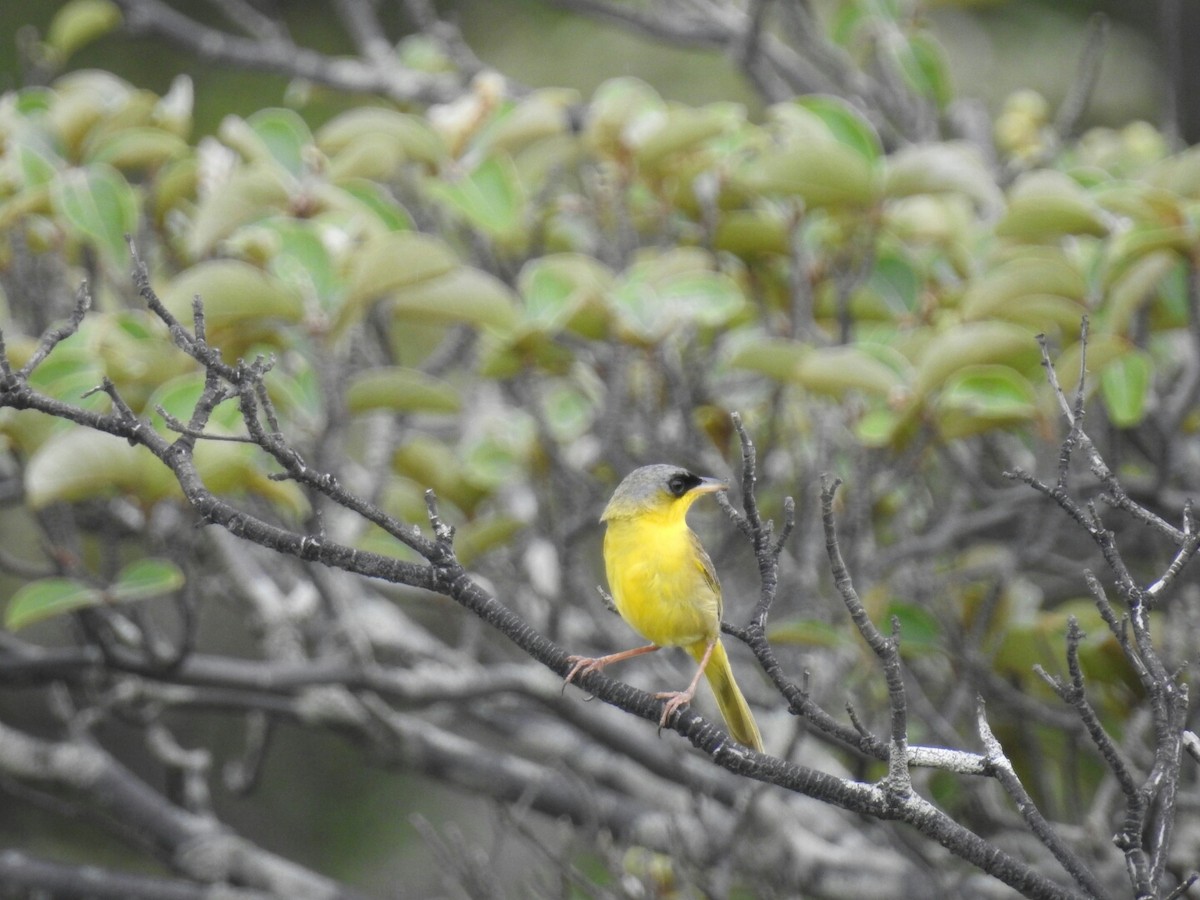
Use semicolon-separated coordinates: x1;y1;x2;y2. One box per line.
566;464;763;752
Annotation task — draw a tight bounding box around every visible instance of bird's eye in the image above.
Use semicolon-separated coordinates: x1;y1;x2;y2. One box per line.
667;474;689;497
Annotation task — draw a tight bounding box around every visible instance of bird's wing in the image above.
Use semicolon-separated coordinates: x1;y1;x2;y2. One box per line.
689;529;723;620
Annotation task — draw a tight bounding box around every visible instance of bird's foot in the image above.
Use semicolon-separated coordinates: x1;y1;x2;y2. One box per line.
564;655;604;689
654;688;695;731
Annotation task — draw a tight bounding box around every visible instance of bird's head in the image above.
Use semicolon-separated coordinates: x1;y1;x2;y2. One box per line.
601;464;727;524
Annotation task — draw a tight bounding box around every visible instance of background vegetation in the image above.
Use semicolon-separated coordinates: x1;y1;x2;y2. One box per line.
1;1;1198;898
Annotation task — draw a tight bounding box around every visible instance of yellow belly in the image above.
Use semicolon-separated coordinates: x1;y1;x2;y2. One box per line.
603;517;720;649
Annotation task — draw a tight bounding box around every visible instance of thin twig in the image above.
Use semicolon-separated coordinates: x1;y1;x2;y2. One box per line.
18;282;92;379
976;697;1112;900
1053;14;1109;141
821;476;910;798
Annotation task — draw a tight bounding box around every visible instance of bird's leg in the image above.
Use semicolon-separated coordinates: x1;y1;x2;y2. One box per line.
655;639;716;730
565;644;660;686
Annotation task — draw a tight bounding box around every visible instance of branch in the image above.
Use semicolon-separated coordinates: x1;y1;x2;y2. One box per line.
0;268;1089;900
112;0;469;105
0;851;268;900
0;719;360;898
976;697;1111;900
15;281;92;379
1052;14;1109;141
1012;324;1196;898
821;475;911;799
1035;618;1148;895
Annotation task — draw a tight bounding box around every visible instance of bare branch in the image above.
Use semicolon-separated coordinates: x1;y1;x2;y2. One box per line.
113;0;467;104
1052;14;1109;141
821;476;910;798
17;281;92;379
0;719;359;898
976;697;1111;900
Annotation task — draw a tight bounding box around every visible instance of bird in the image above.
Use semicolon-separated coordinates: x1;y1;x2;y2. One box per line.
565;464;763;752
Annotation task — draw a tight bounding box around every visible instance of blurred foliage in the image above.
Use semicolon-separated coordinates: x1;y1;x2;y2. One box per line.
4;557;183;630
0;0;1192;860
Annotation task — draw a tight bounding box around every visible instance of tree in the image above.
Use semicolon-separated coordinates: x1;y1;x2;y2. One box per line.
1;1;1198;898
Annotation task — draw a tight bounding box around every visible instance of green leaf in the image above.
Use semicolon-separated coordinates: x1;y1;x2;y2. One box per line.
1104;226;1192;286
13;86;53;117
353;221;517;338
246;108;313;177
109;558;186;603
463;418;535;491
885;601;943;658
997;171;1108;240
712;209;789;256
0;355;110;455
1055;334;1135;397
738;141;878;208
476;89;579;157
865;252;921;317
187;161;292;258
93;311;195;397
0;187;52;233
610;249;744;343
337;179;415;232
345;367;461;414
4;559;186;631
390;268;519;331
146;373;242;435
766;618;848;648
996;194;1109;241
478;325;576;378
425;155;525;241
82;127;189;170
960;254;1086;327
456;516;525;566
24;429;178;507
266;219;341;310
317;107;445;171
540;383;596;440
892;33;953;108
50;71;135;157
586;77;666;155
518;253;613;332
50;163;139;272
162;260;304;332
1100;351;1152;428
5;578;103;630
913;322;1040;398
883;142;1001;210
726;337;805;382
856;405;904;448
1150;259;1189;330
392;436;488;515
17;142;62;189
1149;145;1200;197
729;339;908;398
25;346;105;393
1102;251;1177;337
794;346;906;398
658;270;745;327
46;0;122;62
343;231;459;311
630;104;739;171
795;96;882;163
935;365;1039;439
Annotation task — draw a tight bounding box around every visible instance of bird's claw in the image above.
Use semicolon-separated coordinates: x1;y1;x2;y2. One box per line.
654;689;693;733
563;655;602;695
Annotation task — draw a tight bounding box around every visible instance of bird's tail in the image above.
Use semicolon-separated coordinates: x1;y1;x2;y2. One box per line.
691;639;763;752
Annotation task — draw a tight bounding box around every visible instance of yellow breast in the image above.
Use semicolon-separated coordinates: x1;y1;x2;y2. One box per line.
603;514;720;649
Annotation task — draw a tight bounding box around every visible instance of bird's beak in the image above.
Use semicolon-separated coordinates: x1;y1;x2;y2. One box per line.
694;476;728;495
